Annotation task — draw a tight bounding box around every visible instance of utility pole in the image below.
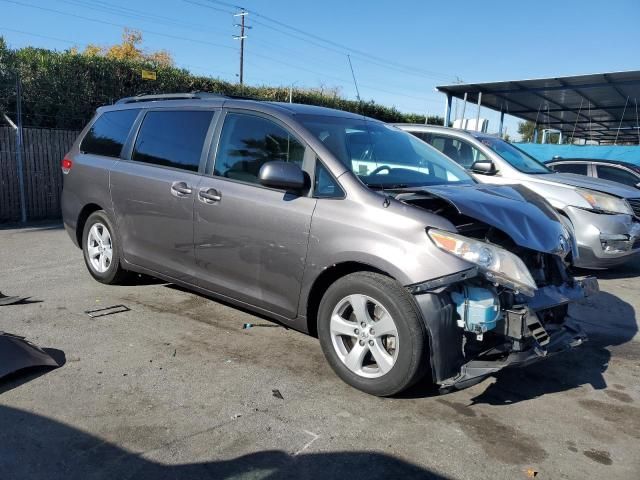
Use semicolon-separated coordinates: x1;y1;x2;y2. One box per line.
233;9;249;85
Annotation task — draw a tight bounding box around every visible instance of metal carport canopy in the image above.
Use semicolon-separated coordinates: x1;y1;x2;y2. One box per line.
437;70;640;144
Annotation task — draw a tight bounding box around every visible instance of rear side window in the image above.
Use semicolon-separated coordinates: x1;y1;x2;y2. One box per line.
427;135;488;168
596;165;639;187
214;113;305;184
411;131;432;143
551;163;589;175
132;110;214;172
81;109;139;157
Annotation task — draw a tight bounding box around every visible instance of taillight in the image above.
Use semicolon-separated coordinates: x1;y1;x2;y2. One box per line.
61;156;73;174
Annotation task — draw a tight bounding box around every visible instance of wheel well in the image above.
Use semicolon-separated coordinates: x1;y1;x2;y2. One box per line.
305;262;390;337
76;203;102;246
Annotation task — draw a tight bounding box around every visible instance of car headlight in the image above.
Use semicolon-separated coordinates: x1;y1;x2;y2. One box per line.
428;229;537;296
576;188;632;215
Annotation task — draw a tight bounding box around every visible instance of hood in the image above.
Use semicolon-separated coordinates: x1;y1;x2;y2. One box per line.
400;184;571;254
529;173;640;199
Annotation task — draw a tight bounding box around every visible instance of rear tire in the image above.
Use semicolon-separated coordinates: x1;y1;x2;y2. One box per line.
82;210;129;284
317;272;430;396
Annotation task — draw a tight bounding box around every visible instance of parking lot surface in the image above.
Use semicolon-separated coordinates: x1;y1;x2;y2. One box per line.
1;224;639;479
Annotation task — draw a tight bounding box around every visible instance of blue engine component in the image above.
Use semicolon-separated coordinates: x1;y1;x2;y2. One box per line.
450;286;501;337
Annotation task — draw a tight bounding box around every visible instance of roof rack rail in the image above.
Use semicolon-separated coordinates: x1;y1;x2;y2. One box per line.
115;92;229;104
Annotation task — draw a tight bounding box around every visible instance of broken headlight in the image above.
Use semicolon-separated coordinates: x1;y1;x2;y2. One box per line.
576;188;632;215
427;229;537;297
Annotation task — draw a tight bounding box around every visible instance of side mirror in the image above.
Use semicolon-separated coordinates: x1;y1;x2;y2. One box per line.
635;182;640;190
470;160;497;175
259;161;306;191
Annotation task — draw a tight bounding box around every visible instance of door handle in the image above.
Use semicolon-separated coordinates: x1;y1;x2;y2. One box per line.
199;187;222;203
171;181;192;197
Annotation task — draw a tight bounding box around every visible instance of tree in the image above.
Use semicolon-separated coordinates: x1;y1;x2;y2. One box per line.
518;120;563;144
518;121;536;142
82;28;174;67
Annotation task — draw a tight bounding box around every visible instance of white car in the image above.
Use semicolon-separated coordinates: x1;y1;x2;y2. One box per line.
397;124;640;269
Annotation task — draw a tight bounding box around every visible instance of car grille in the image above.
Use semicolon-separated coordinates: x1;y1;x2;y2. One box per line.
627;198;640;217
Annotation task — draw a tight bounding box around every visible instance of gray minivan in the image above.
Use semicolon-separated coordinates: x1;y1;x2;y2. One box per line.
62;93;597;396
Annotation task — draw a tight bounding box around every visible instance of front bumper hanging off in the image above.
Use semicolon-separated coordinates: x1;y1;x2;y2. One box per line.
439;317;587;390
413;276;599;391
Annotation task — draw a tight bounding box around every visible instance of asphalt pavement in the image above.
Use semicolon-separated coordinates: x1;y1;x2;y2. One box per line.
1;223;639;479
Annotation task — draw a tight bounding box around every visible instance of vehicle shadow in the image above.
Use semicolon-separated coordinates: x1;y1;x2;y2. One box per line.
469;291;637;405
573;256;640;280
164;283;292;329
0;405;449;480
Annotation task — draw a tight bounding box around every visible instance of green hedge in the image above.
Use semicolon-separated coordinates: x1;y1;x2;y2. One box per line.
0;39;443;130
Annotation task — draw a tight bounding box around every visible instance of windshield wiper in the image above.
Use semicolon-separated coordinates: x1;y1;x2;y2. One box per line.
367;183;411;190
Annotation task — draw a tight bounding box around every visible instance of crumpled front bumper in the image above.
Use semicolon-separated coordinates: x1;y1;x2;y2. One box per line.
439;317;587;390
439;277;598;390
413;276;599;391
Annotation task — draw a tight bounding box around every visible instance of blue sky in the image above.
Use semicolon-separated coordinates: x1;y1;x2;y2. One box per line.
1;0;639;139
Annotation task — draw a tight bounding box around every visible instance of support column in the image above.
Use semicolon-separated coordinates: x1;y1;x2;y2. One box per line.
444;94;452;127
499;109;505;137
475;92;482;131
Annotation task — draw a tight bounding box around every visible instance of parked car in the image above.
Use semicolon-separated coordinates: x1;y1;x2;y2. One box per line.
397;124;640;269
546;158;640;190
62;94;597;396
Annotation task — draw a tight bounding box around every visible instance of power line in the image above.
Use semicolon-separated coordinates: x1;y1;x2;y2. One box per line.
57;0;225;35
0;26;238;79
200;0;455;82
0;0;237;51
2;0;443;111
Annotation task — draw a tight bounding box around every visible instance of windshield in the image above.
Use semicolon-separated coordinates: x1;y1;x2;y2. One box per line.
475;135;551;174
297;115;475;189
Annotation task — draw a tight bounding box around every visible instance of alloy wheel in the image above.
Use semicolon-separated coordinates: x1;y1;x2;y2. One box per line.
87;222;113;274
329;294;399;378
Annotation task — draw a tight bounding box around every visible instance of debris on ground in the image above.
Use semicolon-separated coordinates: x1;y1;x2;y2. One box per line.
0;331;61;379
272;389;284;400
84;304;130;318
243;323;282;330
525;468;538;478
0;292;28;306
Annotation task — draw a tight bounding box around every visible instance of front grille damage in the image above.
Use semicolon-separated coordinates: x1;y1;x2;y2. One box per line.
399;192;593;389
627;197;640;217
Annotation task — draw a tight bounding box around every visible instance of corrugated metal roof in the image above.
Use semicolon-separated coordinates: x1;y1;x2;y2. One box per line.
437;71;640;144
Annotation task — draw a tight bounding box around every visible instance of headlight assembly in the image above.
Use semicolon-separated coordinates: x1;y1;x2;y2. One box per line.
427;229;537;297
576;188;632;215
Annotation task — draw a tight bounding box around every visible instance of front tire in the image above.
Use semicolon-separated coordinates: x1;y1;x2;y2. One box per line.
317;272;430;396
82;210;129;284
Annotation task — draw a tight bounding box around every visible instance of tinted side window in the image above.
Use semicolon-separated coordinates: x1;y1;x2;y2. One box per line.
215;113;305;184
314;161;344;198
411;131;432;143
427;135;487;168
132;110;213;172
81;109;139;157
551;163;589;175
596;165;639;187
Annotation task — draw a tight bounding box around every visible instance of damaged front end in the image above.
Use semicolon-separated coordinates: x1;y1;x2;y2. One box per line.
398;184;599;390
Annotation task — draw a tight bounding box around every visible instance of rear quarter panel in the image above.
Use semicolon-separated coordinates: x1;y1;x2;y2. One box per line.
61;136;117;246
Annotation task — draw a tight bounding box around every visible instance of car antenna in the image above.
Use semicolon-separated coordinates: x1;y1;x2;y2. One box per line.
347;55;390;207
347;54;362;105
